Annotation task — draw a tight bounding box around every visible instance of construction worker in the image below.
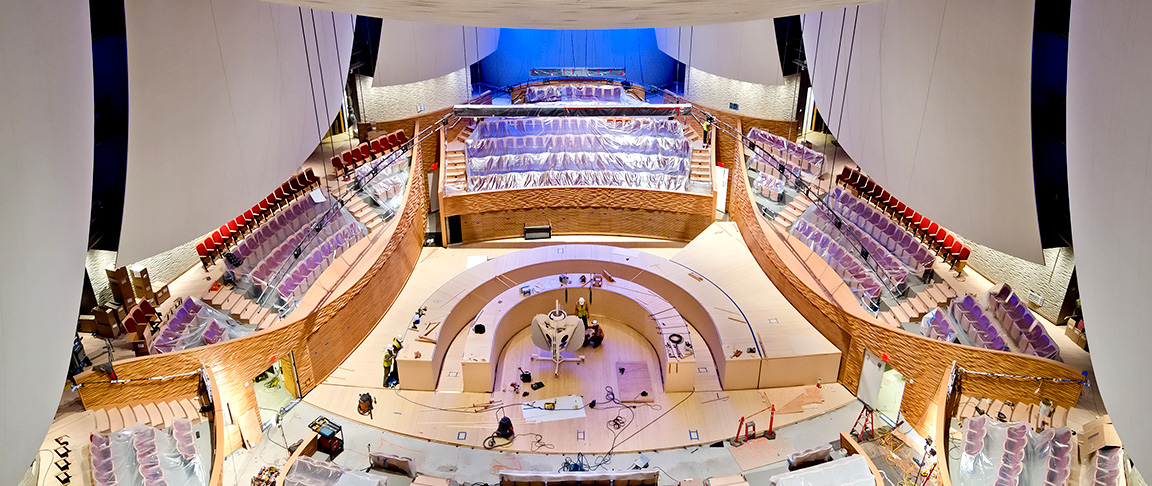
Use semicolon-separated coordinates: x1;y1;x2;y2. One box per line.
586;320;605;348
575;297;589;326
702;118;712;147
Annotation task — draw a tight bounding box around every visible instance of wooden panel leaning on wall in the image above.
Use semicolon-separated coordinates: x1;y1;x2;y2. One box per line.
74;133;429;459
715;114;1082;437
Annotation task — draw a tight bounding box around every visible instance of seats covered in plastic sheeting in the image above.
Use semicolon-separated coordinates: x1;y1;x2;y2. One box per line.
766;454;874;486
1091;447;1124;486
948;295;1008;352
525;84;625;104
956;418;1073;486
149;297;254;354
792;217;883;306
225;194;329;275
354;153;411;216
753;172;785;202
986;283;1061;362
920;308;958;343
826;187;934;279
284;455;387;486
803;205;909;289
747;127;825;176
464;117;691;192
90;419;206;486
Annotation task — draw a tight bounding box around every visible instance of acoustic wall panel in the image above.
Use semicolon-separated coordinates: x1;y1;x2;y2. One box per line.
372;21;498;87
1066;0;1152;469
655;21;786;86
0;2;94;485
117;0;353;264
802;0;1043;262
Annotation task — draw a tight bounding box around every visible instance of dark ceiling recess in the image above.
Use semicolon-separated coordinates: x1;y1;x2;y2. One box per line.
1031;0;1072;249
350;16;381;77
88;0;129;252
774;16;805;78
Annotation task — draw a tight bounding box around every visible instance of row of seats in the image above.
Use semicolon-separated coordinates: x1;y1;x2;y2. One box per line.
837;167;972;274
525;84;624;103
248;202;341;283
149;297;252;354
331;129;407;177
90;420;202;486
792;218;883;305
920;308;956;342
753;172;784;202
961;416;1073;486
827;187;934;279
746;127;825;175
276;220;367;304
227;196;329;275
196;168;321;269
465;133;691;158
807;206;909;288
473;117;683;139
748;151;806;180
949;295;1008;351
988;284;1061;361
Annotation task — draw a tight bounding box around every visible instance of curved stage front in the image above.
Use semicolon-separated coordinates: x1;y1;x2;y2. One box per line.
304;234;848;453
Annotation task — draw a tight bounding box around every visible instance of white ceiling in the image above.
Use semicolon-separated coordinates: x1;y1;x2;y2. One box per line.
264;0;875;29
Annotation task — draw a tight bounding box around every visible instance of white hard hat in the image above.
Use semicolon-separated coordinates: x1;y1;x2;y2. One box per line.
578;297;585;305
592;320;598;326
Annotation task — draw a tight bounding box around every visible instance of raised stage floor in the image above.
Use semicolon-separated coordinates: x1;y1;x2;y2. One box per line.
303;223;849;453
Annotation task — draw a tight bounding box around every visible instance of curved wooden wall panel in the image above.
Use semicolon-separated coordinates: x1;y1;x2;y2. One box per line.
457;207;712;243
74;135;429;457
718;116;1083;434
441;186;714;217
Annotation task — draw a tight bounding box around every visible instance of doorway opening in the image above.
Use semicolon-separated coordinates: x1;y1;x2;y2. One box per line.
252;353;300;429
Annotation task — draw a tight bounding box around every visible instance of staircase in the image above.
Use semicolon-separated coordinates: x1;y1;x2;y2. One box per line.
772;194;813;229
444;150;468;190
689;149;711;187
877;280;959;327
455;123;475;143
683;124;700;142
91;398;207;433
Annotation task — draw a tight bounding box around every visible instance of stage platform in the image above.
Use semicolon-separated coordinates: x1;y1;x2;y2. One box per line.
302;225;847;453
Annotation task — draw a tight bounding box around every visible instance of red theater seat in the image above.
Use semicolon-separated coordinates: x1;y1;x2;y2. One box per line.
396;130;408;143
370;138;382;156
387;133;399;148
197;242;212;269
304;168;319;189
341;149;355;168
950;245;972;274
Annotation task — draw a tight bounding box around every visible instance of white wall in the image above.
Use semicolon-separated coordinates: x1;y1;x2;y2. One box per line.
801;1;1044;263
655;21;785;86
373;21;497;87
0;2;94;485
117;0;353;264
686;69;801;121
356;70;472;122
1066;0;1152;469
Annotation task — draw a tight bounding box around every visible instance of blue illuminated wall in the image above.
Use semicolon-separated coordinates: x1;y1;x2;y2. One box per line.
478;29;678;88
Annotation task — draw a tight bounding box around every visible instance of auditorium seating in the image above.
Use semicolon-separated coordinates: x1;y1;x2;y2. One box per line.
949;295;1008;351
196;168;321;270
464;118;691;192
987;283;1061;361
354;151;410;213
920;308;957;342
746;127;825;176
803;205;910;289
148;297;253;354
753;172;785;202
90;419;203;486
525;84;625;103
836;167;972;275
274;219;367;305
331;129;408;179
791;218;882;306
826;187;934;279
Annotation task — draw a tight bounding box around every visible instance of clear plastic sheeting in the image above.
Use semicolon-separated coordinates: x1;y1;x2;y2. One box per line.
465;117;690;192
284;455;387;486
920;308;958;343
826;187;934;279
149;297;254;354
525;84;624;103
767;455;874;486
753;173;785;202
803;204;909;289
987;283;1061;361
747;127;824;176
957;416;1073;486
354;152;411;221
90;419;206;486
791;214;882;306
949;295;1009;352
1088;447;1123;486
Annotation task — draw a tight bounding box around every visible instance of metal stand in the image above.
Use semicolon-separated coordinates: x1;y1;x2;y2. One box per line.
531;342;584;376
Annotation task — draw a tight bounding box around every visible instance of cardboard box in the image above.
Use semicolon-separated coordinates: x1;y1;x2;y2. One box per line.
153;285;171;305
135;283;155;299
95;320;121;339
92;306;118;326
110;303;127;321
1080;415;1122;461
78;315;97;334
107;266;134;303
126;331;150;356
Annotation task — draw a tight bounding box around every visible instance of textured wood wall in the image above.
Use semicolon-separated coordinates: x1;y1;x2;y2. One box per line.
442;186;714;217
74;135;429;457
457;207;713;243
719;119;1083;434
